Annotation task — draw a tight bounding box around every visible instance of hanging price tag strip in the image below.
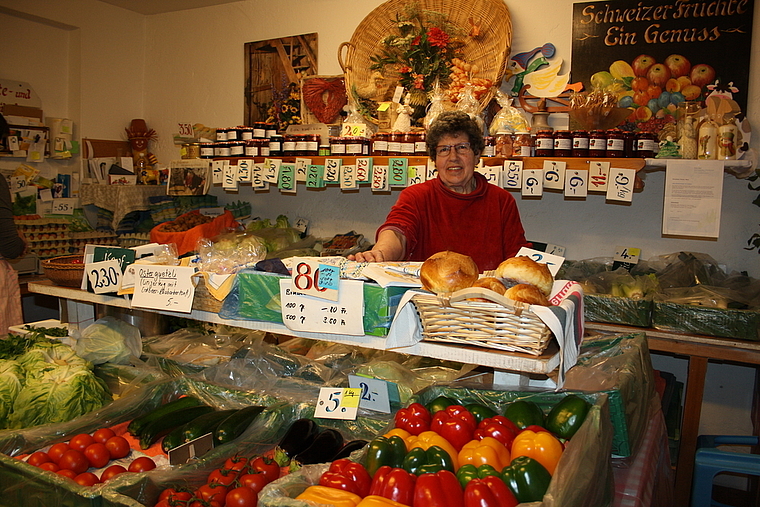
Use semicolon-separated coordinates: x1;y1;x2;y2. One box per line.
407;164;426;186
388;158;408;187
51;198;77;215
86;259;122;294
324;158;342;183
356;158;372;184
522;169;544;197
516;246;565;277
295;158;311;182
543;160;566;190
252;163;268;190
279;278;365;335
348;374;393;413
426;160;438;181
371;165;389;192
315;387;362;420
477;164;501;186
290;258;340;301
564;169;588;198
278;163;296;193
589;161;610;192
606;167;636;202
237;159;252;183
340;164;357;190
264;158;281;184
503;160;523;189
212;160;225;184
307;164;325;188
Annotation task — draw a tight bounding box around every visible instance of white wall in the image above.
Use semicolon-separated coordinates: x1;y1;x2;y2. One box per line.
1;0;758;440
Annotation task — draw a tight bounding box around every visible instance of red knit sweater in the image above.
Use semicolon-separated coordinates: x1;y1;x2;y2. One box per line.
377;172;530;271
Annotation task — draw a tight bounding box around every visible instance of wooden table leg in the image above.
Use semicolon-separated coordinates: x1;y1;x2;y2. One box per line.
673;355;708;507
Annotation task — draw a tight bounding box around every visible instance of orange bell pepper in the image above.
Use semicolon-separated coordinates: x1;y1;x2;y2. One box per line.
384;427;413;446
404;430;459;469
296;485;362;507
458;436;511;470
510;429;563;474
357;495;412;507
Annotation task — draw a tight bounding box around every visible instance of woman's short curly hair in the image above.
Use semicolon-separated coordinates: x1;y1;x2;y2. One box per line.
425;111;484;160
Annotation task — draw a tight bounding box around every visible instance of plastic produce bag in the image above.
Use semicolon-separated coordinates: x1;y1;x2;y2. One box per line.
74;316;142;365
489;90;530;134
196;230;267;274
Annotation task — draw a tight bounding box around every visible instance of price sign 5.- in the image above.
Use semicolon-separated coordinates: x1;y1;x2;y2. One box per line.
315;387;361;420
503;160;523;189
606;167;636;202
291;258;339;301
348;374;392;413
522;169;544;197
51;198;77;215
564;169;588;198
516;246;565;277
543;160;566;190
86;259;122;294
589;161;610;191
356;158;372;184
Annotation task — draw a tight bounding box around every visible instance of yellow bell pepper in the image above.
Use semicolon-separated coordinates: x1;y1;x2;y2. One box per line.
404;430;459;469
356;495;412;507
458;436;511;470
510;429;564;474
384;427;413;444
295;485;362;507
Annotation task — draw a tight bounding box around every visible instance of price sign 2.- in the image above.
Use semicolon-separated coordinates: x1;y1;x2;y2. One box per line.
315;387;361;420
348;374;392;413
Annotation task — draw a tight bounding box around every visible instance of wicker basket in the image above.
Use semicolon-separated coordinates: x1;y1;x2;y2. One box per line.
41;255;85;288
192;279;225;313
412;287;554;356
338;0;512;121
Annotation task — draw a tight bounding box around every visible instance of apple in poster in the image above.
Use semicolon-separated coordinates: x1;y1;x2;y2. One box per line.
664;54;691;78
690;63;716;88
647;63;671;87
632;54;656;76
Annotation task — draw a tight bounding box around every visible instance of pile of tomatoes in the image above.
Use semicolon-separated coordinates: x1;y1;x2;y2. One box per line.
23;427;156;486
154;454;281;507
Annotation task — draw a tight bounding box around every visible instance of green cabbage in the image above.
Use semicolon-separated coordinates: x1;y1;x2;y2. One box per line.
74;317;141;365
17;343;90;380
0;360;24;429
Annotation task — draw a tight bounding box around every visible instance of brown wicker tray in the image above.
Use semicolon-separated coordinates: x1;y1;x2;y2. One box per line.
412;287;554;356
41;254;85;288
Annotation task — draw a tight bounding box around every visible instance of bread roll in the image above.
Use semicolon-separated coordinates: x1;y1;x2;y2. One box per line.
504;283;552;306
495;256;554;297
420;251;479;294
467;276;508;302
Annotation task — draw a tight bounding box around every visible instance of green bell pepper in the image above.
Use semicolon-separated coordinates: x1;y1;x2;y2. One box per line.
365;435;408;476
545;394;591;440
456;463;502;488
402;445;455;475
501;455;552;503
426;395;456;415
464;403;497;424
503;400;545;430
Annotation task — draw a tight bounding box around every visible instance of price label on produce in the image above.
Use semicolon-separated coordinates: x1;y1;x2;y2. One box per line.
290;258;339;301
613;246;641;271
315;387;362;420
348;374;395;413
86;259;122;294
516;246;564;276
51;198;77;215
279;278;364;335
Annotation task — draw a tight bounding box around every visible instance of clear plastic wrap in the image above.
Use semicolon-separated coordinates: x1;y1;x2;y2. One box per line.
73;316;142;366
196;230;267;274
489;90;530;134
455;84;485;132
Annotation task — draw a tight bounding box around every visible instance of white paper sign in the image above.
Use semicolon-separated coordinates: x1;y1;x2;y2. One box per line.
86;259;122;294
516;246;565;276
279;278;365;335
295;158;310;182
212;160;225;184
606;167;636;202
237;159;252;183
132;265;196;313
324;158;341;183
264;158;281;184
356;157;372;183
340;164;357;189
371;165;389;192
478;165;501;186
662;160;723;238
408;164;426;186
503;160;522;189
564;169;588;198
348;374;391;413
222;163;237;190
51;198;77;214
542;160;566;190
252;163;267;189
314;387;361;420
522;169;544;197
426;160;437;180
589;161;610;191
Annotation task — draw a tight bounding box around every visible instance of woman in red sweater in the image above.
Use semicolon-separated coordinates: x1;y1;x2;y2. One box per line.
351;111;530;272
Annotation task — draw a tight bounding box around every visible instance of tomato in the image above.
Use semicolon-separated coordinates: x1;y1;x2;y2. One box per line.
225;486;258;507
69;433;95;452
224;455;249;473
92;428;116;444
27;451;52;467
48;442;70;463
57;468;77;480
159;488;192;503
59;449;89;475
196;482;228;504
250;456;280;483
74;471;100;487
100;464;127;482
238;472;269;494
153;502;171;507
83;442;110;469
208;467;239;487
128;456;156;473
105;436;130;459
39;461;60;472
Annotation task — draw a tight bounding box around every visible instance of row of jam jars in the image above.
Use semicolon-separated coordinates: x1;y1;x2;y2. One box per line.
371;132;426;156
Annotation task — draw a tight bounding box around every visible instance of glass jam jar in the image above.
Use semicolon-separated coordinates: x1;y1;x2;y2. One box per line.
226;128;240;141
512;132;532;157
329;136;347;155
636;131;657;158
572;130;589;157
553;130;572;157
200;142;215;159
588;130;607;157
401;133;416;155
482;136;496;157
495;132;513;157
229;140;245;157
414;132;427;155
214;142;231;158
534;130;554;157
388;132;403;156
346;137;363;155
244;139;259;157
623;131;637;158
258;138;270;157
605;129;625;158
253;122;267;138
268;135;283;156
372;132;388;156
240;127;254;140
216;128;228;141
283;135;297;156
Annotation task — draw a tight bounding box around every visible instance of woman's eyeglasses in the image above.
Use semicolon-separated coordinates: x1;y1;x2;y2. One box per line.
435;142;472;156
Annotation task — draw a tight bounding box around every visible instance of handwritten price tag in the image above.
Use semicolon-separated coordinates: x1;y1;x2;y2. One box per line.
371;165;389;192
564;169;588;198
264;158;281;184
85;259;122;294
222;162;237;190
503;160;522;189
315;387;362;420
516;246;565;277
212;161;224;184
237;159;252;183
295;158;310;182
290;258;339;301
279;278;365;335
606;167;636;202
307;164;325;188
178;122;194;138
407;164;426;186
589;161;610;191
341;123;368;138
340;164;357;190
478;164;501;186
324;158;341;183
543;160;566;190
389;158;408;187
522;169;544;197
51;198;77;215
348;374;392;413
613;246;641;271
278;163;296;193
356;158;372;184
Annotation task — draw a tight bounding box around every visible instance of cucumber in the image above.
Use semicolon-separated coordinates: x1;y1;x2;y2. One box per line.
162;409;237;453
214;406;266;446
128;395;203;438
139;405;215;450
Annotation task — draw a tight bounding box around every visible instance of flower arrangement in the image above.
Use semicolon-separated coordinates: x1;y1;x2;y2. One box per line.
370;4;465;107
266;81;302;132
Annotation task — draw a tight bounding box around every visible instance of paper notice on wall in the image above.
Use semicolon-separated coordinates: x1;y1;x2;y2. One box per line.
662;160;724;238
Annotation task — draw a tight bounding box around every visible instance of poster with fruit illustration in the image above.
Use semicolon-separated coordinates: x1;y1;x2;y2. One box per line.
571;0;753;129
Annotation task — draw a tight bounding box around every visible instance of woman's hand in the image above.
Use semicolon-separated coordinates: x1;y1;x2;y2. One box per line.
349;250;387;263
347;229;406;263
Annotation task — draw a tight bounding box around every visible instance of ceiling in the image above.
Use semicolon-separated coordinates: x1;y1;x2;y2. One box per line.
97;0;241;15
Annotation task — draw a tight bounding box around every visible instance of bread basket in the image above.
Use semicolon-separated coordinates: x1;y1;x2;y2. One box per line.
412;286;553;356
41;254;85;288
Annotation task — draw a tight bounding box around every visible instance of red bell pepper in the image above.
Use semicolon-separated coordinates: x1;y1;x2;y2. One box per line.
464;476;518;507
473;416;519;449
413;469;463;507
369;466;417;506
395;403;432;436
430;405;477;451
319;458;372;497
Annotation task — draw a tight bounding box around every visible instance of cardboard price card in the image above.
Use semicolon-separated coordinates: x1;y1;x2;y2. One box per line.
132;265;196;313
279;278;365;335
